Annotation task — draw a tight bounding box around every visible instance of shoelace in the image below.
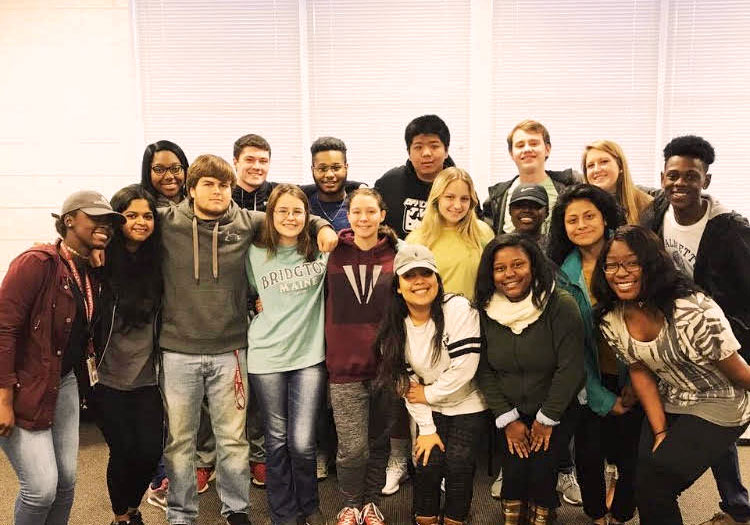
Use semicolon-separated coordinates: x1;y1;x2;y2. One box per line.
361;504;385;525
336;508;359;525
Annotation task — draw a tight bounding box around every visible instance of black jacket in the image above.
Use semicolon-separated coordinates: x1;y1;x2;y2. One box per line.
641;192;750;359
374;156;456;239
232;181;278;212
482;169;579;234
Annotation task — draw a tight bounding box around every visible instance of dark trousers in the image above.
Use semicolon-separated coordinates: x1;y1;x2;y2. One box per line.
413;411;484;521
636;413;747;525
713;444;750;521
501;410;575;509
575;396;642;522
93;384;165;515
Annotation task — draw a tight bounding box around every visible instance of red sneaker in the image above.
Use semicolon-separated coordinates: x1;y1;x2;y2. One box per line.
250;461;266;488
197;466;215;494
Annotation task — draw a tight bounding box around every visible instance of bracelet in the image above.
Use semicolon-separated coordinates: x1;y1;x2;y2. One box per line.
654;429;668;436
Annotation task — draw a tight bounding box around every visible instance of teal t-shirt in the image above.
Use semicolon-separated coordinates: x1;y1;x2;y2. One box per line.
246;244;328;373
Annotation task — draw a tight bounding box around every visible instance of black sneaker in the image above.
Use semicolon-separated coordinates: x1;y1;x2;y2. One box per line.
226;512;252;525
128;510;145;525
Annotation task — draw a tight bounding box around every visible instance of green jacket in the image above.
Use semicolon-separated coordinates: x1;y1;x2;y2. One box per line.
559;250;628;416
478;288;585;423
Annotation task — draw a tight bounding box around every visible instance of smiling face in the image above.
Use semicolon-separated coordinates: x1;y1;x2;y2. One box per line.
347;193;385;242
437;179;472;226
65;211;115;253
604;240;643;301
272;193;307;245
151;150;185;199
397;267;439;309
509;200;547;234
121;198;155;250
661;155;711;219
234;146;270;192
493;246;533;302
408;133;448;182
564;198;606;250
189;176;232;220
585;149;620;194
510;129;550;176
312;150;348;198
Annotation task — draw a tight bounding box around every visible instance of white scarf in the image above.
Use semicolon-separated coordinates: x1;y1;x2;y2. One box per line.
485;282;553;334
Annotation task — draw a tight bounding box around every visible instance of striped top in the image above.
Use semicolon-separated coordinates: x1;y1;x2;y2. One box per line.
600;292;750;427
404;294;487;434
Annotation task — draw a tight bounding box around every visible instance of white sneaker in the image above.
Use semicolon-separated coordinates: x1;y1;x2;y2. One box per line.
381;456;409;495
557;471;582;505
491;470;503;499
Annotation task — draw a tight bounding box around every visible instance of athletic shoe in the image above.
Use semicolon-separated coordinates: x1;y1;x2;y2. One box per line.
226;512;252;525
127;510;145;525
491;470;503;499
361;502;386;525
250;461;266;488
698;513;750;524
556;471;582;505
146;477;168;511
197;466;215;494
335;507;360;525
381;456;409;495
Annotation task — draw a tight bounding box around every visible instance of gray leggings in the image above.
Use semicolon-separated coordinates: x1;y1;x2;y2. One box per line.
329;381;399;508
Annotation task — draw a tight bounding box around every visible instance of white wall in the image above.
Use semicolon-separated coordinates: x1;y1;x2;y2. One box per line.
0;0;141;280
2;0;749;282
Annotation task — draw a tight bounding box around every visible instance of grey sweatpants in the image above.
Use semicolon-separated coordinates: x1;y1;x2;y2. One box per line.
329;381;398;508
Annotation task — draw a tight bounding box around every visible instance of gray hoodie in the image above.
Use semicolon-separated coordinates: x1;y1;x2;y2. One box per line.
158;198;330;355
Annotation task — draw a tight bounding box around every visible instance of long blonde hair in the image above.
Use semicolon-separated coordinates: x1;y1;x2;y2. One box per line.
412;167;485;249
582;140;643;225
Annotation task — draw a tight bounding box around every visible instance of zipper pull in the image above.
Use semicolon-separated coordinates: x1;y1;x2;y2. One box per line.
33;319;41;330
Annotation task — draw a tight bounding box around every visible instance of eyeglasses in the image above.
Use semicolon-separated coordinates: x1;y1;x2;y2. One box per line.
603;260;641;275
274;209;306;218
313;164;345;175
151;164;184;175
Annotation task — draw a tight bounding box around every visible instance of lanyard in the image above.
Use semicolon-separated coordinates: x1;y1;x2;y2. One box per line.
59;242;95;357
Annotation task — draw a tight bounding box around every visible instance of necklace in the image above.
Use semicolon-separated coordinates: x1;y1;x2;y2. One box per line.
314;192;347;224
62;241;89;261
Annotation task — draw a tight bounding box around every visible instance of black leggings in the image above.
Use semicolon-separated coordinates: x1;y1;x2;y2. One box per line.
413;411;484;521
93;384;164;515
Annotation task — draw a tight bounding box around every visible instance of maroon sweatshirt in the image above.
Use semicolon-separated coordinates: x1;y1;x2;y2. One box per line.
325;229;397;383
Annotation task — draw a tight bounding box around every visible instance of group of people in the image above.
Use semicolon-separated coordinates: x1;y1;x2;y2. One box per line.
1;115;749;525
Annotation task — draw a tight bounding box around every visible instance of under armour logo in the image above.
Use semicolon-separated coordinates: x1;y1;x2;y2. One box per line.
342;264;383;304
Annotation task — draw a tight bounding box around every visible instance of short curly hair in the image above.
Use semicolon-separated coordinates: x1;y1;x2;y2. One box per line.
663;135;715;171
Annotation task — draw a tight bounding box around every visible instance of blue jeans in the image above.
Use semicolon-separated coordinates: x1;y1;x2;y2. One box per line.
249;363;326;525
0;371;79;525
713;444;750;521
160;350;250;525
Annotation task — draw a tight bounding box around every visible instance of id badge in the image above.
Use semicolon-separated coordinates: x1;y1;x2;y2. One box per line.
87;356;99;386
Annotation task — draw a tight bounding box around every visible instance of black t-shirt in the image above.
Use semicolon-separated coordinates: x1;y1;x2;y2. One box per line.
62;263;89;378
374;162;433;239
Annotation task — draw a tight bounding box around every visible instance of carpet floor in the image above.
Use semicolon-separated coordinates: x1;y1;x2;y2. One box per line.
0;422;745;524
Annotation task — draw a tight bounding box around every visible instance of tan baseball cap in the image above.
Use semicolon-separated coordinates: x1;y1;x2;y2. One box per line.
52;190;126;225
394;244;439;276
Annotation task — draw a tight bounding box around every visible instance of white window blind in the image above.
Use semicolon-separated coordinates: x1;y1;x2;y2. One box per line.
306;0;472;184
660;0;750;216
133;0;306;180
490;1;662;189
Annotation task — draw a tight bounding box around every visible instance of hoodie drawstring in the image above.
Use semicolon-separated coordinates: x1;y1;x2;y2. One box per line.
192;216;220;283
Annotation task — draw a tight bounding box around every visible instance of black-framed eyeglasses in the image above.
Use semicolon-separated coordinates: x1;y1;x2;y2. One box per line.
313;164;345;175
151;164;184;175
603;260;641;275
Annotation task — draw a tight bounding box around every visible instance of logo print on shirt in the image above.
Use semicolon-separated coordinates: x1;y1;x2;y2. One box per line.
342;265;382;304
403;198;427;233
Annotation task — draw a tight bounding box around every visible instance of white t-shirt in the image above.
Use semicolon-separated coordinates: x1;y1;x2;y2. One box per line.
663;202;710;279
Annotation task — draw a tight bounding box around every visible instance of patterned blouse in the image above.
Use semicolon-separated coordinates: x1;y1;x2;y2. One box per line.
600;292;750;427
